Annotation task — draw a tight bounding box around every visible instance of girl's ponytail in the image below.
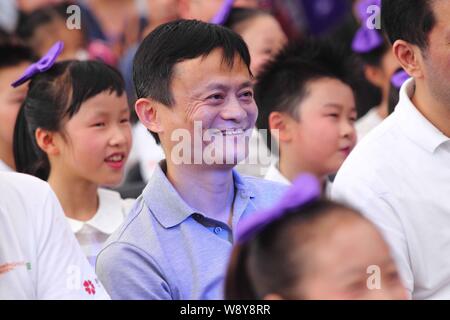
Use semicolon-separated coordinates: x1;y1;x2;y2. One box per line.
13;102;50;180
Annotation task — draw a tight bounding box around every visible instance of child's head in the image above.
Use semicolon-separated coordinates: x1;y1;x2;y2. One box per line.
14;58;131;186
226;175;407;300
352;0;399;105
255;39;357;179
17;3;86;60
224;7;287;76
0;43;35;169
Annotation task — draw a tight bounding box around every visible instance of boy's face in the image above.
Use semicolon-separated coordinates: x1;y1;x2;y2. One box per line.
300;213;408;300
157;48;257;168
285;77;357;177
0;63;29;156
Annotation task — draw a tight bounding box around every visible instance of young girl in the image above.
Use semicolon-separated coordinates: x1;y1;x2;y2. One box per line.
12;42;133;267
352;0;399;140
226;174;408;300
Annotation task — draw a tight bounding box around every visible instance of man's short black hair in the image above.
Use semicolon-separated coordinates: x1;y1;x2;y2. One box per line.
255;39;354;151
133;19;252;144
381;0;436;50
0;43;35;69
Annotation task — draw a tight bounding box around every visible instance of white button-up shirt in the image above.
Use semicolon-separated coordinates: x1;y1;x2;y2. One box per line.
332;78;450;299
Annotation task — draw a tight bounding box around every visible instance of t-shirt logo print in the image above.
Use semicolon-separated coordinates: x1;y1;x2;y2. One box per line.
83;280;96;295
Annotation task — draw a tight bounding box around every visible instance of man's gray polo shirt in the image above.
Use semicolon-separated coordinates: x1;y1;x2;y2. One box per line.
96;162;287;300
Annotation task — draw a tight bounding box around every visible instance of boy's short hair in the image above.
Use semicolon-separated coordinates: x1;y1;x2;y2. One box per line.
381;0;435;51
133;19;251;143
0;43;35;70
254;39;354;150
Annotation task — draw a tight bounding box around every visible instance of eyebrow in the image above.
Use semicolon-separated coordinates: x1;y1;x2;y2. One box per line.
195;81;254;96
323;103;356;113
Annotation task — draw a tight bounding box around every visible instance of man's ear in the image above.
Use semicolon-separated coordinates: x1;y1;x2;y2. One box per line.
268;111;292;143
392;40;424;79
135;98;164;135
35;128;59;156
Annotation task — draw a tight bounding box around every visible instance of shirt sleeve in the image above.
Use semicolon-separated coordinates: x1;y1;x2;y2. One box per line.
35;187;110;300
332;172;414;298
96;242;173;300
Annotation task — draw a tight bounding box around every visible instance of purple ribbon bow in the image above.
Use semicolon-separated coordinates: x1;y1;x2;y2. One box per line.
352;0;383;53
236;174;321;243
11;41;64;88
391;69;410;89
210;0;235;25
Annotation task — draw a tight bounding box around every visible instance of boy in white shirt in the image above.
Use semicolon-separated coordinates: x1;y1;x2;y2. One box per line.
0;172;109;299
255;39;357;189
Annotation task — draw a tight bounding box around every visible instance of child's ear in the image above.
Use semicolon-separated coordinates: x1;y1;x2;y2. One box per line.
135;98;163;135
35;128;59;156
268;112;292;143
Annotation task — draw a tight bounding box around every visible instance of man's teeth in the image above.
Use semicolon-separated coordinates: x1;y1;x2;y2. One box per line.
106;155;124;162
219;128;244;136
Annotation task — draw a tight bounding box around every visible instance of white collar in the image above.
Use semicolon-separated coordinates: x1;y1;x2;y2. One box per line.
396;78;450;153
264;162;290;185
66;188;128;234
0;159;13;172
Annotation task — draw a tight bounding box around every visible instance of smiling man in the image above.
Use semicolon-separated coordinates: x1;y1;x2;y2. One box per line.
96;19;287;300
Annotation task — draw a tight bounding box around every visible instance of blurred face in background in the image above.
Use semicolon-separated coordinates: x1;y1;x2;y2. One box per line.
146;0;179;26
17;0;63;13
178;0;224;22
235;14;287;76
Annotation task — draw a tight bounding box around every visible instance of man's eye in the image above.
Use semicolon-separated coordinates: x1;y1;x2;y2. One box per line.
92;122;105;127
207;94;224;100
328;113;339;118
120;118;130;124
241;91;254;98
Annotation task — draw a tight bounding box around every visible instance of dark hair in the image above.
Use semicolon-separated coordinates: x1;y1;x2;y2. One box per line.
133;19;251;144
223;7;271;31
225;199;363;300
356;32;390;67
381;0;436;51
0;43;36;69
13;60;125;181
255;39;355;151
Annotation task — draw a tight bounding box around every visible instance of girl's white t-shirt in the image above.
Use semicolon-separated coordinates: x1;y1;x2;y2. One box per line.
66;189;134;267
0;172;109;300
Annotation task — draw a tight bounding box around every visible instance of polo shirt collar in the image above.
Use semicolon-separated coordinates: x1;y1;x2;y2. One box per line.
143;161;255;229
396;78;450;153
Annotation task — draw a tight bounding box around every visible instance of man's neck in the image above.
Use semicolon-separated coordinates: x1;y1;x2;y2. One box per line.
48;169;99;222
411;80;450;138
165;161;235;226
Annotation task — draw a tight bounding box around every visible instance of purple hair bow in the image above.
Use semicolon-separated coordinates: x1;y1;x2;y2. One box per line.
11;41;64;88
391;69;410;89
352;0;383;53
210;0;235;25
236;174;321;243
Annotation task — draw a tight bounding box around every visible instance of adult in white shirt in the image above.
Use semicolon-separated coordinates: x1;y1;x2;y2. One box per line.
0;172;109;299
332;0;450;299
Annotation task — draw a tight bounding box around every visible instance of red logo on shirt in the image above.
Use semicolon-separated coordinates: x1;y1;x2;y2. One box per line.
83;280;96;295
